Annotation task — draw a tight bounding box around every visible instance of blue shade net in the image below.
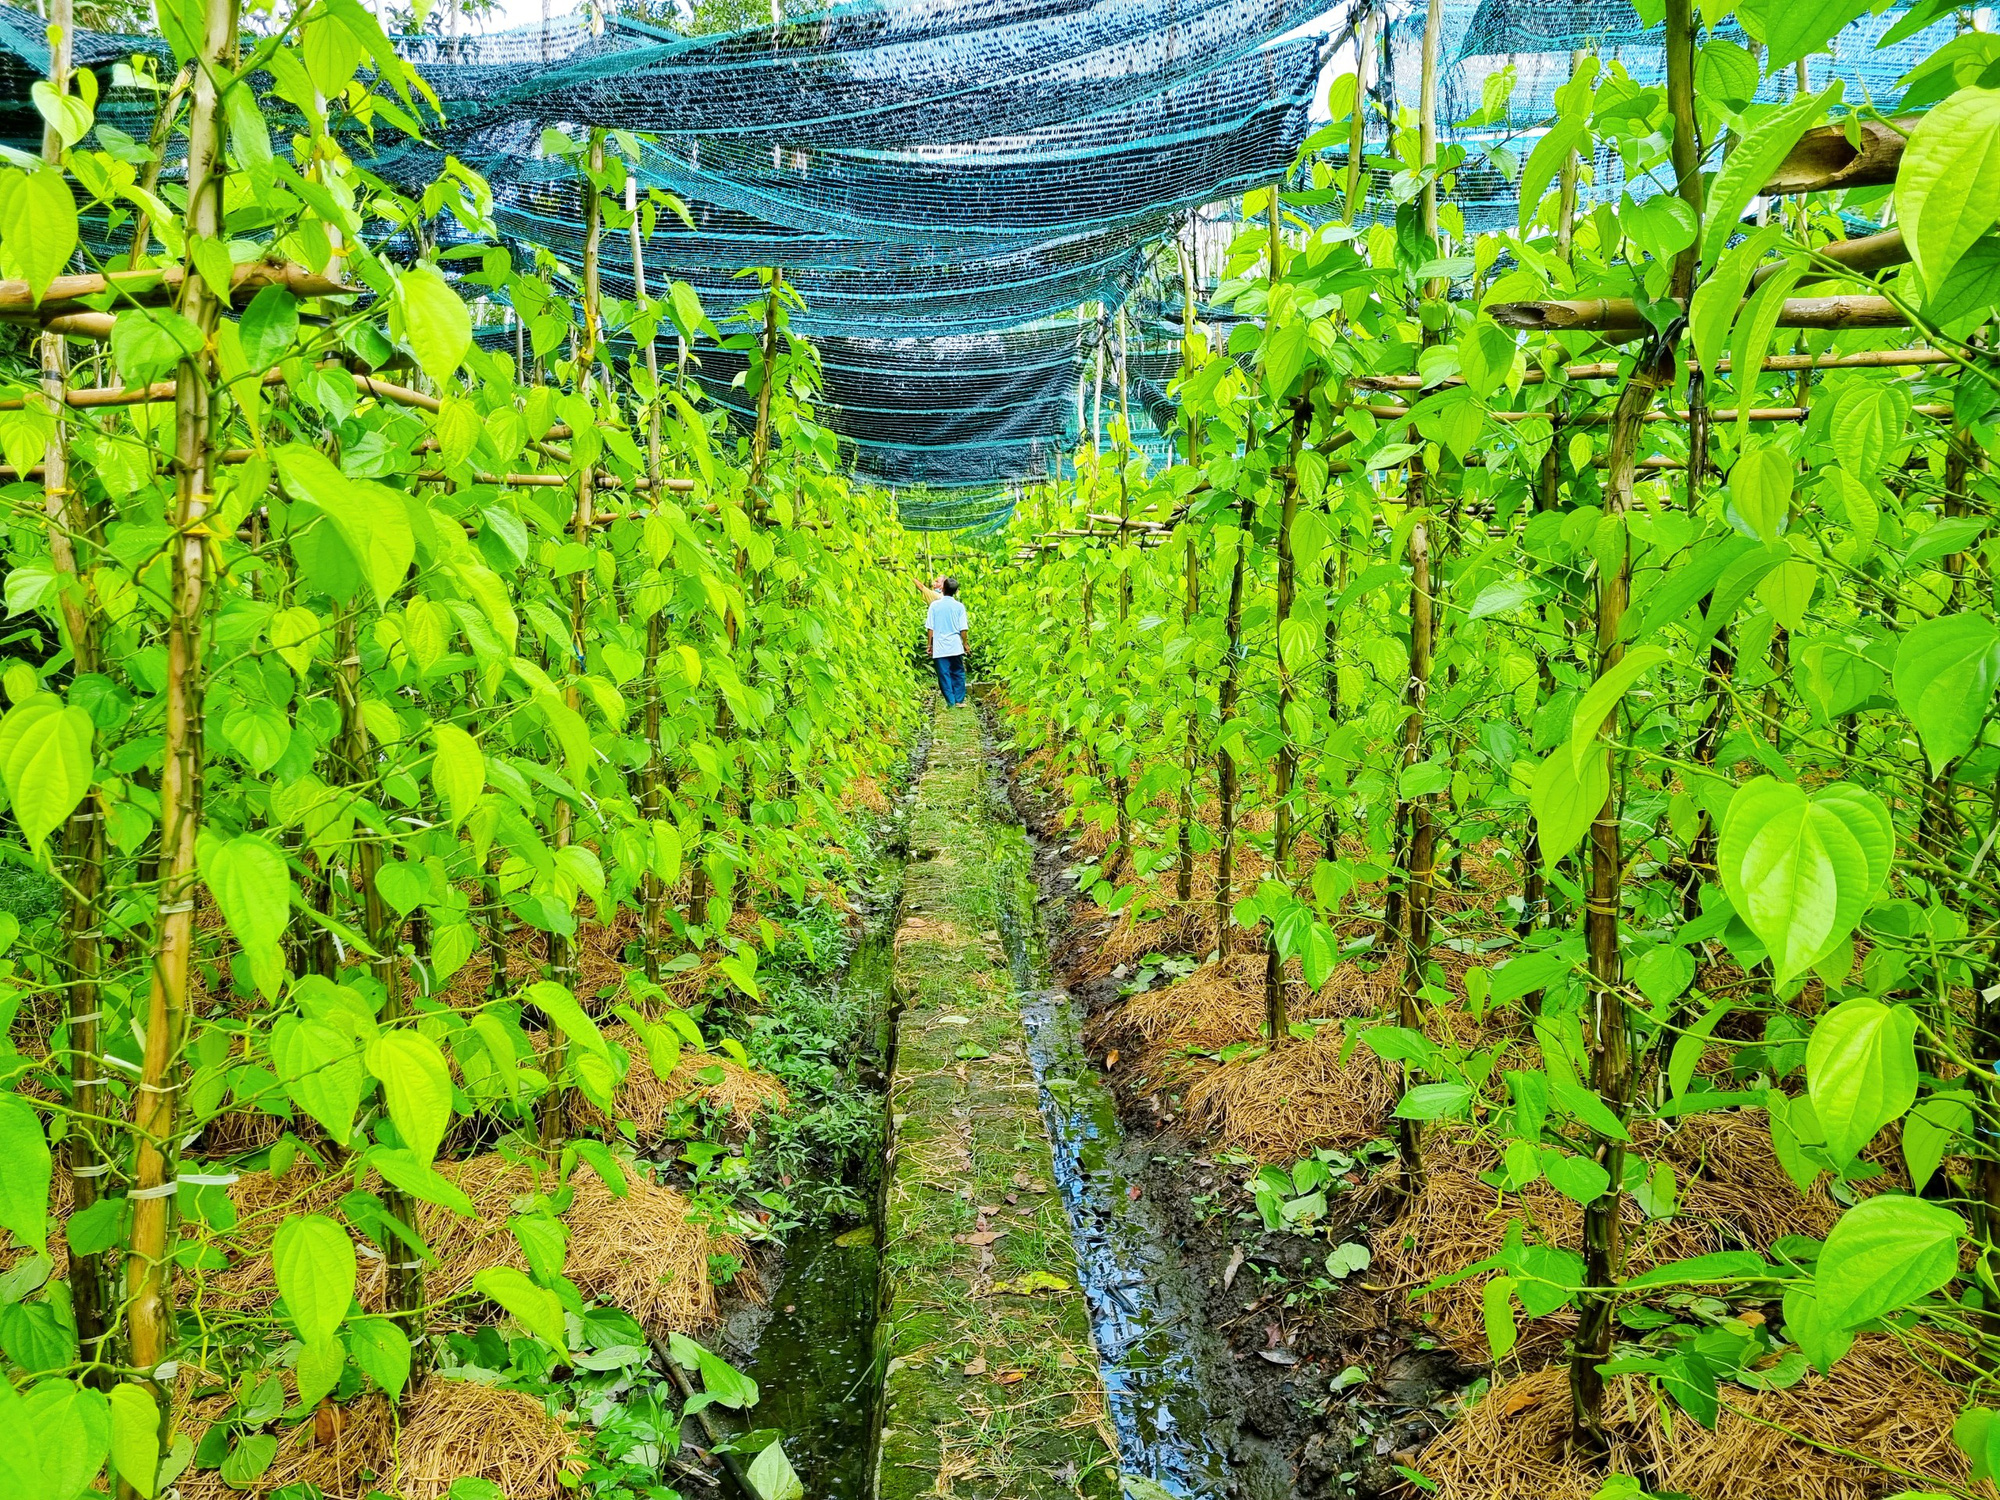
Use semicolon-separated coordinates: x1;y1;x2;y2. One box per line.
392;0;1333;527
1312;0;1951;236
0;0;1335;528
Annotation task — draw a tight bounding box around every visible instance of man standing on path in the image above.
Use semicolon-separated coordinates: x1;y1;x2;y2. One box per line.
925;576;970;706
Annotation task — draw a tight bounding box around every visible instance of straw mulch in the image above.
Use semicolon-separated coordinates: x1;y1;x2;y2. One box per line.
1376;1113;1878;1366
840;773;892;816
1417;1336;1976;1500
422;1154;742;1336
177;1374;582;1500
1182;1019;1402;1160
563;1023;789;1143
175;1379;398;1500
394;1378;584;1500
205;1152;738;1337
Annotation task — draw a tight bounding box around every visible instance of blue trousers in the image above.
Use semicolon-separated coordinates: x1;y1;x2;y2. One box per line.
932;653;967;705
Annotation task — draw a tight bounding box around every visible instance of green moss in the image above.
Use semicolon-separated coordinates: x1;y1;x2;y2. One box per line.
874;707;1119;1499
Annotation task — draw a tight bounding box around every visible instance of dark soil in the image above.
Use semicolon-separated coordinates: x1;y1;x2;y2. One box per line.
998;743;1483;1500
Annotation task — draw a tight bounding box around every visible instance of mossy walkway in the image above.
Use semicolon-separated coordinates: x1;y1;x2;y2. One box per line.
875;703;1118;1499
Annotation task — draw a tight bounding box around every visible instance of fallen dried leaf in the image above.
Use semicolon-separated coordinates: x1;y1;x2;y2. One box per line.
963;1356;988;1376
994;1370;1027;1385
1501;1384;1540;1417
1222;1245;1245;1290
964;1230;1006;1245
1105;1048;1119;1068
1259;1349;1298;1366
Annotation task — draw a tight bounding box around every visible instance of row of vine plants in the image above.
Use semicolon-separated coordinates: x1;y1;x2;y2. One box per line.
0;0;920;1494
989;0;2000;1481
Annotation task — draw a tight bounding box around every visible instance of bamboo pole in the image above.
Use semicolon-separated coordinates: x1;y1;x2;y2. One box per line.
1264;384;1312;1042
39;0;112;1383
1761;118;1909;195
1553;50;1583;262
1572;0;1697;1454
629;173;670;982
1490;294;1906;332
126;0;236;1481
1110;306;1133;880
0;259;351;322
544;126;606;1137
749;267;782;523
1176;235;1201;908
1355;344;1956;389
1344;4;1375;218
1359;400;1951;424
1747;227;1907;288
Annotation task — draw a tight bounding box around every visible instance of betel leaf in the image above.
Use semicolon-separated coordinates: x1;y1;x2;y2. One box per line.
271;1017;365;1146
0;696;93;849
1566;646;1667;773
430;725;484;824
1728;258;1806;443
1701;88;1837;267
1550;1075;1628;1142
1457;317;1516;399
1393;1083;1472;1120
238;284;300;373
368;1147;475;1217
0;1095;50;1256
667;1332;759;1409
1622;1250;1769;1289
109;307;206;387
365;1032;453;1165
1894;611;2000;774
1897;87;2000;298
472;1266;568;1351
1529;747;1609;868
107;1384;159;1499
1718;778;1892;985
1903;1090;1972;1190
202;833;292;958
1689;224;1782;380
1761;0;1875;72
345;1317;412;1400
1830;383;1908;478
1956;1406;2000;1483
1805;998;1919;1163
1517;116;1588;235
745;1440;806;1500
273;1214;356;1348
1729;439;1792;543
398;264;473;387
11;1378;109;1500
1813;1194;1962;1329
5;167;79;305
273;444;416;609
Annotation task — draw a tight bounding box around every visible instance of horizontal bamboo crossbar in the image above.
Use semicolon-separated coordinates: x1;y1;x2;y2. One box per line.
1761;120;1908;196
1356;345;1954;392
0;260;354;324
1488;294;1907;332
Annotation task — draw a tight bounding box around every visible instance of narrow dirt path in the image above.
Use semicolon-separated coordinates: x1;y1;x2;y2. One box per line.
875;704;1119;1499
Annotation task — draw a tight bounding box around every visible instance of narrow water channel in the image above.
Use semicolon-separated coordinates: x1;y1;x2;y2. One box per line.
982;722;1293;1500
733;749;914;1499
731;713;1288;1498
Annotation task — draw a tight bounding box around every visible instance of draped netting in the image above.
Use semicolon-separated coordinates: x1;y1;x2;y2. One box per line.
0;0;1958;524
0;0;1336;526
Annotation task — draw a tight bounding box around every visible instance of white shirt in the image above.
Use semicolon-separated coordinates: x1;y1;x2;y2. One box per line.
926;595;968;657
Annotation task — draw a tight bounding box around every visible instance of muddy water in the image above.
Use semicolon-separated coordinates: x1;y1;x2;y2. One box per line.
984;745;1293;1500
